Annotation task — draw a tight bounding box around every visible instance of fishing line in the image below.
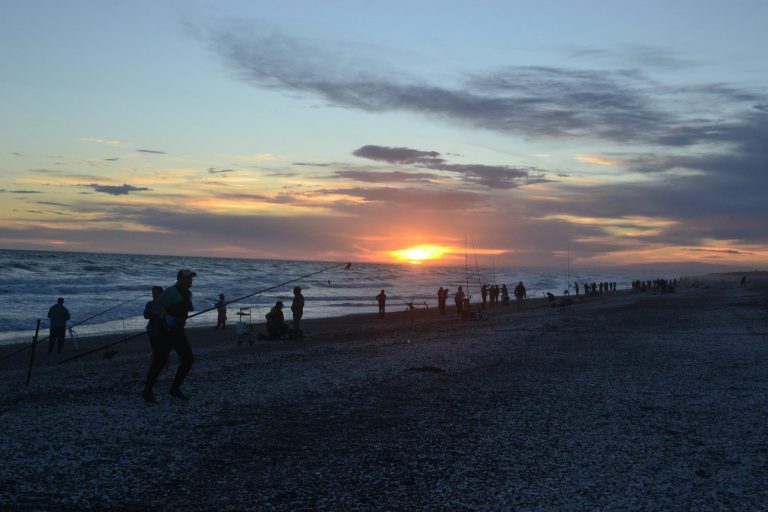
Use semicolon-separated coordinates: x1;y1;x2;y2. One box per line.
58;262;349;365
0;294;145;364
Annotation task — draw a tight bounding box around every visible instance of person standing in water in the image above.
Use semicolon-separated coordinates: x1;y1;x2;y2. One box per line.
142;269;196;403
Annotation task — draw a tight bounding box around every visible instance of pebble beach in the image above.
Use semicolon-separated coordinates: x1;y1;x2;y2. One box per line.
1;273;767;510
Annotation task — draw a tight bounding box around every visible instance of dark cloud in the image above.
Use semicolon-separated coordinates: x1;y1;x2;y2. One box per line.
86;183;152;195
104;157;120;161
352;145;441;164
351;144;547;189
208;28;765;151
136;149;165;154
1;189;41;194
36;201;70;207
292;162;335;167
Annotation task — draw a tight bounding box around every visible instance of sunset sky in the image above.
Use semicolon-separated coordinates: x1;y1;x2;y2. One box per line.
2;0;767;268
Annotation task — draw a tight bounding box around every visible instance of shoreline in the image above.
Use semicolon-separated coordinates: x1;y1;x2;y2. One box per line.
2;273;767;509
0;290;624;360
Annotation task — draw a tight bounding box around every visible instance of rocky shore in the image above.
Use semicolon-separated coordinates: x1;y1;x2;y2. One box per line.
1;273;767;510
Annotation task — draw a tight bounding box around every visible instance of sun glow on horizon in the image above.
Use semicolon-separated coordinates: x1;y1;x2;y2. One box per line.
390;244;449;264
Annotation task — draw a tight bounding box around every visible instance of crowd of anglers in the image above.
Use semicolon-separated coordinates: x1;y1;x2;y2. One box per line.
29;266;681;404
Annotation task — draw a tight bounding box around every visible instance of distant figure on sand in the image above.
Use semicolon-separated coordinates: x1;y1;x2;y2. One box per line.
47;297;71;354
143;285;163;347
376;290;387;318
455;287;465;314
143;269;196;403
264;300;289;340
437;287;448;314
214;294;227;329
514;281;526;310
740;275;747;287
291;286;304;338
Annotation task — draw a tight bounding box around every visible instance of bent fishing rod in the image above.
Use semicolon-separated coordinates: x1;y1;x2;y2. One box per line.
0;294;145;364
59;262;350;365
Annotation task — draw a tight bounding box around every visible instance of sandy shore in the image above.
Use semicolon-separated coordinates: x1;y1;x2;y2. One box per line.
1;273;767;510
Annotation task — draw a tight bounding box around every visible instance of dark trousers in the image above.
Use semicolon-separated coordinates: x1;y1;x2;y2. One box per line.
49;327;66;353
144;332;194;392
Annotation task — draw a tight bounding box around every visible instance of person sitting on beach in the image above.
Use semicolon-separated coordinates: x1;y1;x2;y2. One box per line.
143;269;197;403
264;300;290;340
214;294;227;329
454;287;465;314
376;290;386;318
47;297;71;354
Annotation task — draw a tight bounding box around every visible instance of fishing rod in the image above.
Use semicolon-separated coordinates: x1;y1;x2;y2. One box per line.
59;262;349;365
389;292;427;310
472;238;483;292
0;294;146;364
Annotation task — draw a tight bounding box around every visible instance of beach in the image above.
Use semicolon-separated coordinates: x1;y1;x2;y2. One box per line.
1;273;767;510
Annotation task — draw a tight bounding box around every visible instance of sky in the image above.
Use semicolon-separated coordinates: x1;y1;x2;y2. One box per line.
1;0;767;268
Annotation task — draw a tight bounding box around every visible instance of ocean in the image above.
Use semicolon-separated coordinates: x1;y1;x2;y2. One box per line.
0;249;658;345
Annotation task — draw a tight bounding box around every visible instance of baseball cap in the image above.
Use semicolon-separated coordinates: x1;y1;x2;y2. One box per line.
177;269;197;279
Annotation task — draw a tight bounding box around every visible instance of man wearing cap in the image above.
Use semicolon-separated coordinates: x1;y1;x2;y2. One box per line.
142;269;196;403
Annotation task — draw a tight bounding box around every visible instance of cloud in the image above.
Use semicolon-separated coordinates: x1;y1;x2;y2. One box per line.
208;27;765;151
0;189;41;194
352;145;441;164
86;183;152;195
352;144;546;189
333;170;437;183
81;137;124;146
35;201;70;207
208;168;235;174
136;149;166;154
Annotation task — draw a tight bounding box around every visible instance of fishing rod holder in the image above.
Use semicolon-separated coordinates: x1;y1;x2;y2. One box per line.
235;307;254;346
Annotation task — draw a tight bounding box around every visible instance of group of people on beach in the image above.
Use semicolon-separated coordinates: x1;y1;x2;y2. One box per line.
43;266;684;405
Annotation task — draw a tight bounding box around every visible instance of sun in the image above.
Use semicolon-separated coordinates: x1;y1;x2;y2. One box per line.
390;244;448;264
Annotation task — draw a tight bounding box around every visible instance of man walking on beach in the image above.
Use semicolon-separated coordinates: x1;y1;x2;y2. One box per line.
142;269;196;403
47;297;70;354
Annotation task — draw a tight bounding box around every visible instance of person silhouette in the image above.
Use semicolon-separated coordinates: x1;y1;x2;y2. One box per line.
143;269;197;403
47;297;70;354
214;294;227;329
291;286;305;337
376;290;386;318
